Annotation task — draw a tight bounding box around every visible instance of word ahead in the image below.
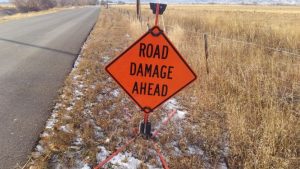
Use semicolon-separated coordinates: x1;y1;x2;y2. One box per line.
106;26;196;113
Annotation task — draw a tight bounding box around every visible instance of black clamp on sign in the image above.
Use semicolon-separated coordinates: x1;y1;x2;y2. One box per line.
140;121;152;139
150;3;167;15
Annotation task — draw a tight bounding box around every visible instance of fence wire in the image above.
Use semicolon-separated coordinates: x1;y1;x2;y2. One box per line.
116;10;300;59
164;25;300;58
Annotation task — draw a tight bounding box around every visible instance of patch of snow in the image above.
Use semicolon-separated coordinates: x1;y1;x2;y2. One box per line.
190;96;198;105
97;94;104;102
102;55;111;64
110;152;141;168
59;125;71;133
45;114;57;129
78;84;85;89
36;145;44;153
66;106;73;111
96;146;161;169
125;34;130;38
114;48;121;52
74;57;82;68
75;89;83;97
54;103;62;110
73;137;83;146
188;145;204;156
81;164;91;169
147;166;162;169
96;146;110;162
94;126;104;139
218;133;229;169
161;98;188;123
174;110;187;120
111;89;120;97
69;146;81;151
40;132;49;138
73;75;81;80
164;98;181;110
63;115;72;120
61;94;66;99
219;162;228;169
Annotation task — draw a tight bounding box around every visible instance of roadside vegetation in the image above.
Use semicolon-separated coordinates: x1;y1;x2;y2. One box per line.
0;6;63;23
123;4;300;168
0;3;17;15
11;0;98;12
0;0;98;23
27;4;299;169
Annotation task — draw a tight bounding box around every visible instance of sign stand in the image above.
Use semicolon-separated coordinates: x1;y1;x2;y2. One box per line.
140;3;168;140
140;110;152;139
94;109;177;169
95;2;196;169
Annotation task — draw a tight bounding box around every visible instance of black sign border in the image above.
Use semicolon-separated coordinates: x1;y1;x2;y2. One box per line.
105;26;197;113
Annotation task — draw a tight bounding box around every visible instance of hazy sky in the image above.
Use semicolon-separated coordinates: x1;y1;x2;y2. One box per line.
1;0;299;4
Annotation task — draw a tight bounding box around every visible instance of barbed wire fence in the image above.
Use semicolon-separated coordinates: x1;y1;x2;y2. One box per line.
103;6;300;168
116;8;300;58
114;7;300;87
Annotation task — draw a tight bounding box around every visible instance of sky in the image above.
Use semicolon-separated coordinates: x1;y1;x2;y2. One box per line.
1;0;299;4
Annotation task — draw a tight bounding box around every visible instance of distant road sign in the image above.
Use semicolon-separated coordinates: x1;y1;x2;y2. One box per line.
106;26;197;113
150;3;167;15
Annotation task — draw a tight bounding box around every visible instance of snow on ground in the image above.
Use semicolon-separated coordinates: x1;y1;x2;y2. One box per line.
96;146;161;169
162;97;229;169
32;42;91;163
31;27;229;168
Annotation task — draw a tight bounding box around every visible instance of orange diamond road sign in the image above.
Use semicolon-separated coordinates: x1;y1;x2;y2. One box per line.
106;26;197;113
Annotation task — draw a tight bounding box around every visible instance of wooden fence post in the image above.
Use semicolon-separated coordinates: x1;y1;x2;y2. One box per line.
136;0;141;20
204;33;209;74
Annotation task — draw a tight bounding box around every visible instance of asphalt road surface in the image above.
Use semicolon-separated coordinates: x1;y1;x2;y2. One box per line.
0;6;100;168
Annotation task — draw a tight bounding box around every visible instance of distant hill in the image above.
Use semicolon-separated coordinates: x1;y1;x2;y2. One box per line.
122;0;299;5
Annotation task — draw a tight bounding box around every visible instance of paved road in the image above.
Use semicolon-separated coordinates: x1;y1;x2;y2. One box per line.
0;6;100;168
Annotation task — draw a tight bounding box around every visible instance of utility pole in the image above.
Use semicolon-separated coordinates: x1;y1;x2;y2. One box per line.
136;0;141;20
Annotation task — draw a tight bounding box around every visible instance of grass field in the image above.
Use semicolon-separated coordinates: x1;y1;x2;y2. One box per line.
27;4;299;169
123;4;300;168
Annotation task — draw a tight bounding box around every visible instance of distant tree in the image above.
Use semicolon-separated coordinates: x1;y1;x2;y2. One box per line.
117;1;125;5
11;0;56;12
11;0;98;12
100;0;105;5
65;0;98;6
56;0;70;7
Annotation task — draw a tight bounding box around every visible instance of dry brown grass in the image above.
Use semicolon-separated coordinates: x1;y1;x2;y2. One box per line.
27;4;299;169
115;4;300;169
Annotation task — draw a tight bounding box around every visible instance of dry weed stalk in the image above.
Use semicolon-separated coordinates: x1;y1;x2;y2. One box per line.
115;4;300;169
